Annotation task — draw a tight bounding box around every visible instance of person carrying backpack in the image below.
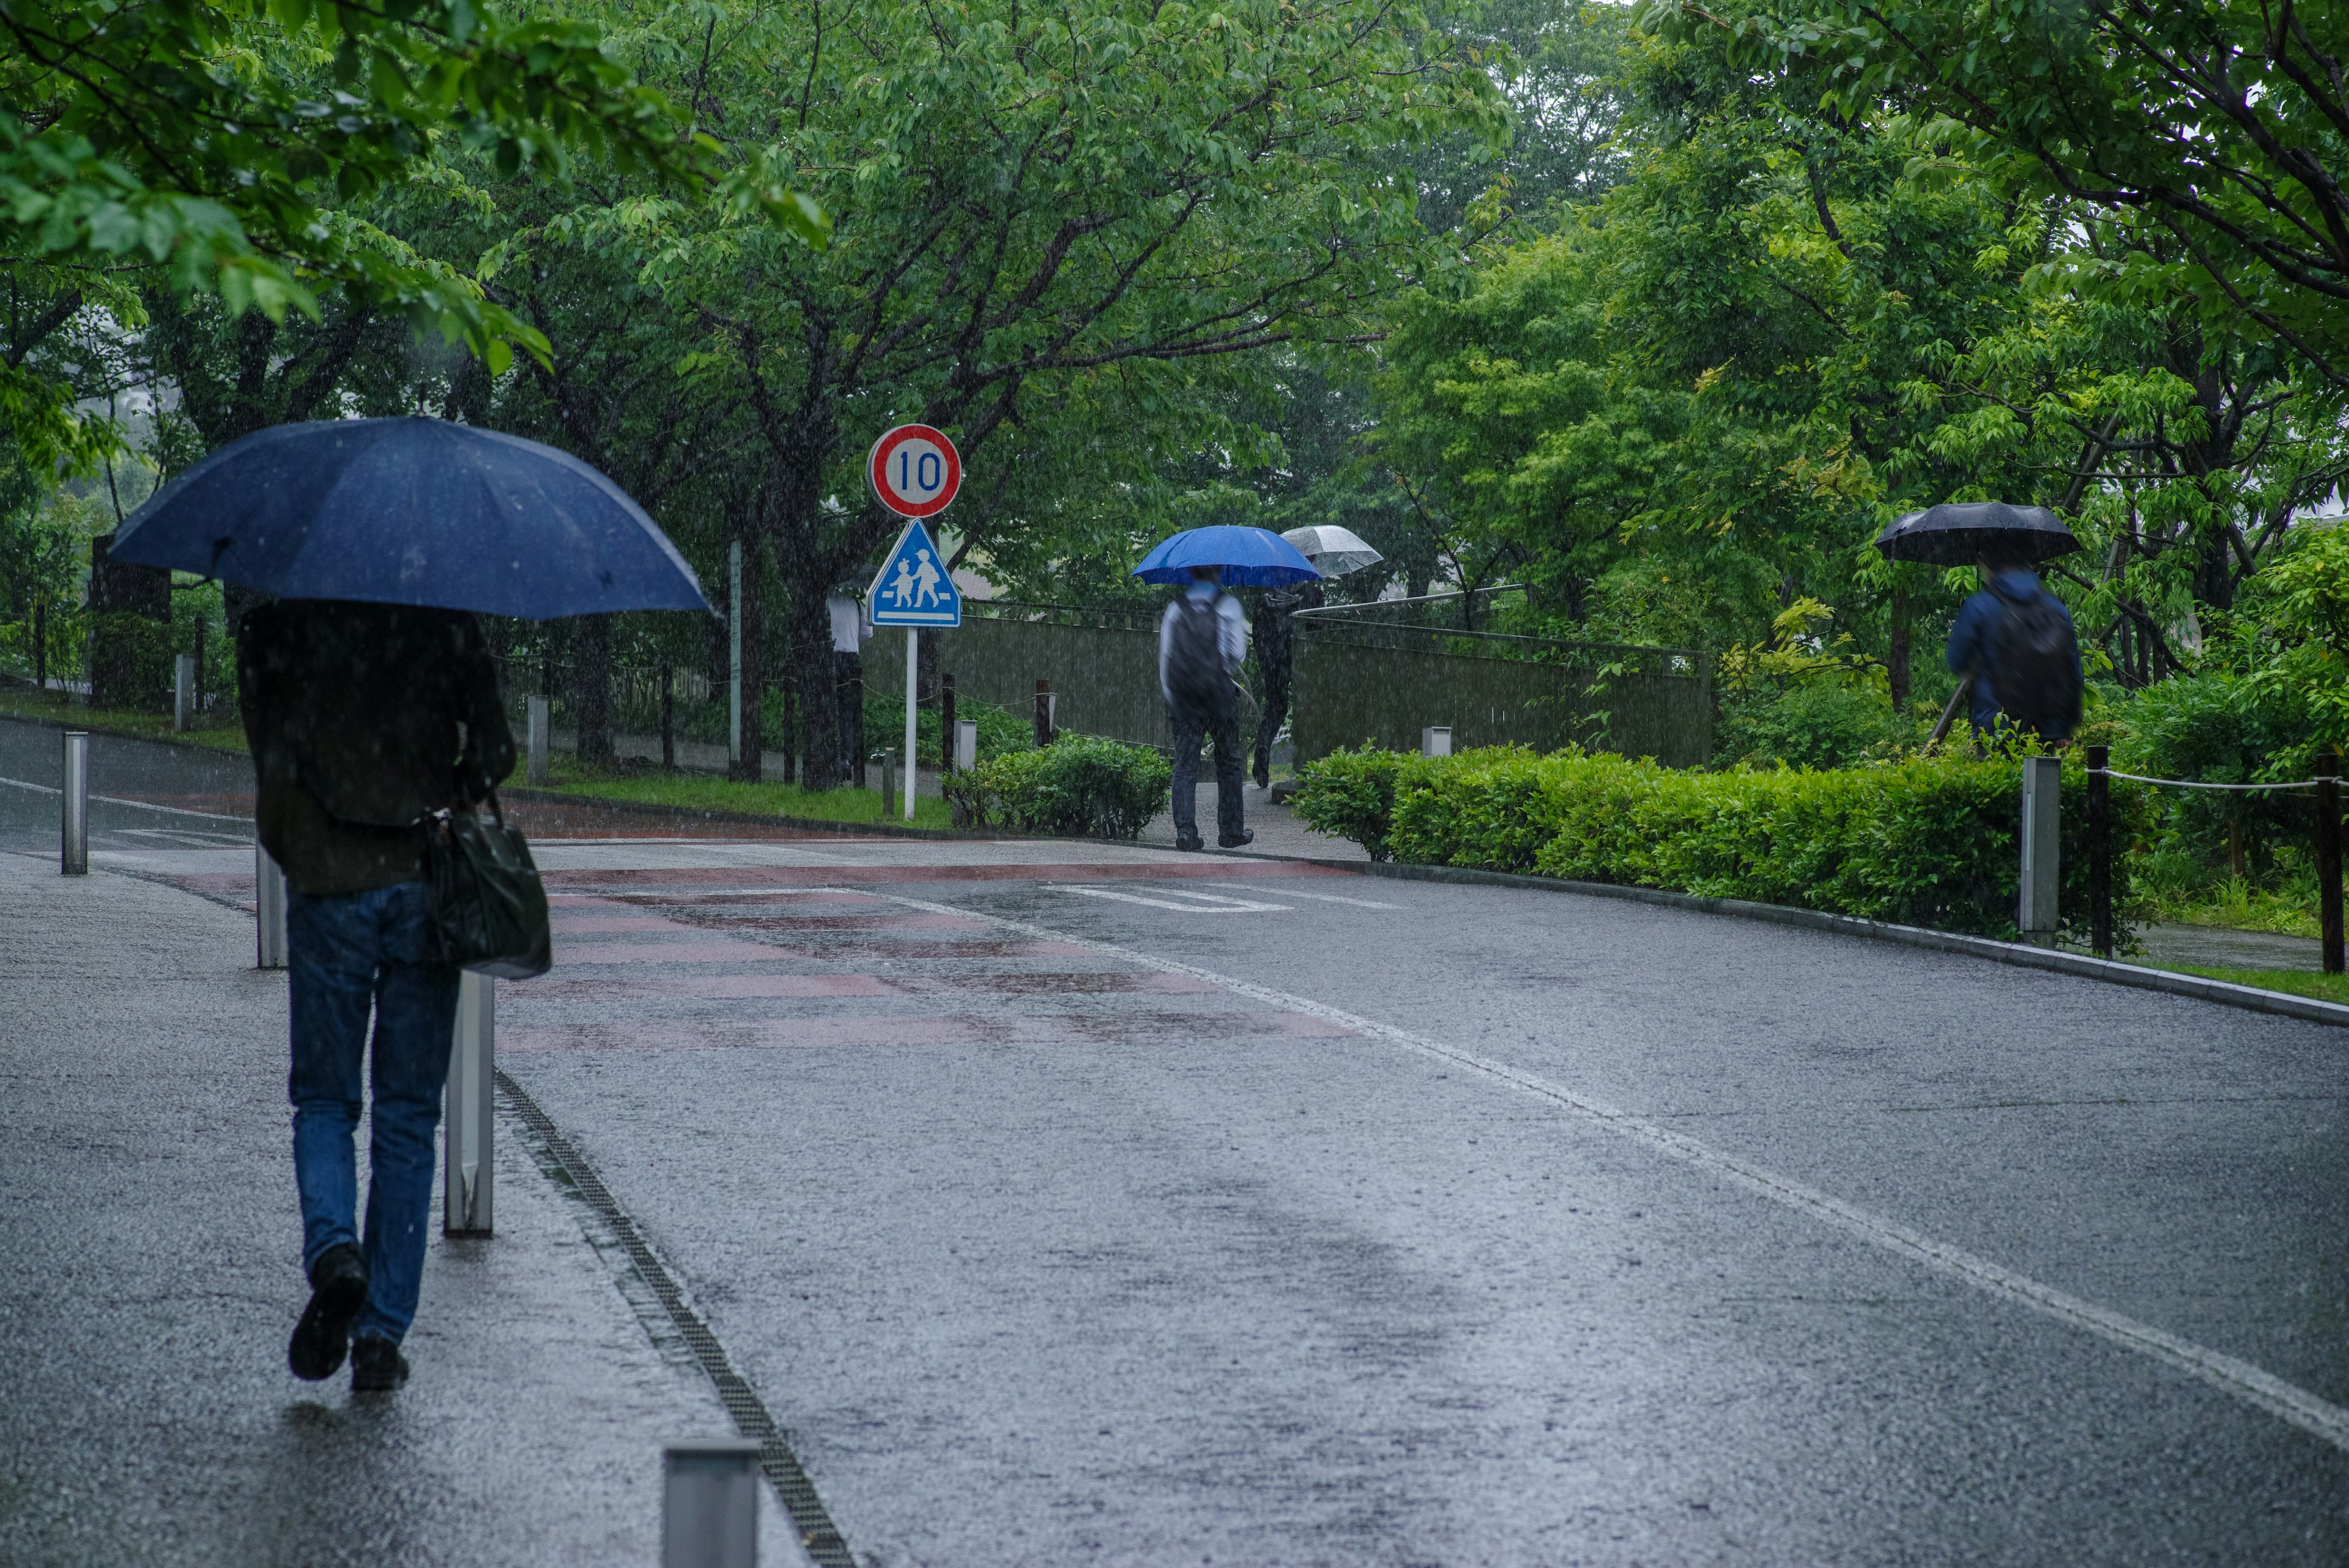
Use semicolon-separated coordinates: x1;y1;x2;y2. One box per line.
1945;546;2084;745
1160;565;1252;850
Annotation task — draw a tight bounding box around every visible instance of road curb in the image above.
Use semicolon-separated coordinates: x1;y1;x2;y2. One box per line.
1261;853;2349;1031
0;704;248;760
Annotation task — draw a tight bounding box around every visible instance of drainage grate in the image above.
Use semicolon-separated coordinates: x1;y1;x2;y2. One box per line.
496;1069;856;1568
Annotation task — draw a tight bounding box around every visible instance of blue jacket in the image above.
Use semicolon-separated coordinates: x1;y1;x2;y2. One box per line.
1946;570;2081;733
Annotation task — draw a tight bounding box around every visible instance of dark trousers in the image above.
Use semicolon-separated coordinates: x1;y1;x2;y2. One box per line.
1170;700;1244;841
834;651;863;782
1252;674;1290;789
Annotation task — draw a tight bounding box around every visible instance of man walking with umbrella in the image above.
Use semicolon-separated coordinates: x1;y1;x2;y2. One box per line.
1873;502;2084;748
1132;524;1323;849
239;600;514;1391
104;415;713;1392
1162;565;1253;850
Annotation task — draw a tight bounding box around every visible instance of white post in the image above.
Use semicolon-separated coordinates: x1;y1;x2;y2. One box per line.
1421;726;1453;758
954;718;978;773
662;1440;761;1568
61;730;88;875
173;654;195;731
728;540;744;770
903;628;919;819
443;972;494;1235
254;844;289;968
2019;756;2060;943
526;696;550;786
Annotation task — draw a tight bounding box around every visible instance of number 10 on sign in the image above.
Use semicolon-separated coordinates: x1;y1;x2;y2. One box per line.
867;425;965;819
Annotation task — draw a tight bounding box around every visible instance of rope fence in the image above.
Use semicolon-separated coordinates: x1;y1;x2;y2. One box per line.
2082;746;2342;975
2090;769;2317;793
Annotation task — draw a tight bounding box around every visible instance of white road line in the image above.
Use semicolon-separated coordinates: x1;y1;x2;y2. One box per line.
552;886;845;899
1054;885;1290;913
866;886;2349;1457
0;773;251;823
1204;880;1401;910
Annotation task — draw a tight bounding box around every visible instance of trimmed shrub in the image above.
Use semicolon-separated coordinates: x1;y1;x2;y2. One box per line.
1287;745;1412;860
1297;745;2148;943
944;733;1173;839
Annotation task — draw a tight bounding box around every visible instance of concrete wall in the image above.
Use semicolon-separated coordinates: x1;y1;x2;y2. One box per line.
875;603;1712;766
871;604;1172;748
1290;619;1712;767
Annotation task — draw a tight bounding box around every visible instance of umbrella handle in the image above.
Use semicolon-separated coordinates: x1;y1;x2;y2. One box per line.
1925;674;1972;753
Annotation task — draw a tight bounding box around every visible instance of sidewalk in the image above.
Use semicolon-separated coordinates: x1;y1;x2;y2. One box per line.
0;852;800;1567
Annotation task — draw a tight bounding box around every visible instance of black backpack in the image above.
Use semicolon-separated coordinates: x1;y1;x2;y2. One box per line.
1166;595;1231;712
1988;578;2083;738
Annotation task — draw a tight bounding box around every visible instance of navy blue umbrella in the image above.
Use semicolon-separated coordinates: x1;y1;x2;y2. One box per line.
108;417;709;618
1131;524;1323;587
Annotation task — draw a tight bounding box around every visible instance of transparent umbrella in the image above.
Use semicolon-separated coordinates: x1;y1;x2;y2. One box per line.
1279;524;1384;578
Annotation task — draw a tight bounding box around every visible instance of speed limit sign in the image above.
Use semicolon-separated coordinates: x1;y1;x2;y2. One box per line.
867;424;962;518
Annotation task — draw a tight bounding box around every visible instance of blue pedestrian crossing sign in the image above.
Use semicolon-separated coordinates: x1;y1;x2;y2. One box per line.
867;521;962;628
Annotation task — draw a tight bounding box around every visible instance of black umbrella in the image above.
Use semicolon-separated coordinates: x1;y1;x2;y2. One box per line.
1873;501;2079;568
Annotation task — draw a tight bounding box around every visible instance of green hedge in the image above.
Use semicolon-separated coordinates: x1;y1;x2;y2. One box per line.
1295;745;2148;943
943;733;1173;839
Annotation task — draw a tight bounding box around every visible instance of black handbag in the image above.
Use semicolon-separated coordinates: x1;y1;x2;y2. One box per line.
420;793;552;979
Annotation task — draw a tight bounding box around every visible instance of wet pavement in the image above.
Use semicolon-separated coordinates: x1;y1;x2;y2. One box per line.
2136;921;2321;971
5;719;2347;1565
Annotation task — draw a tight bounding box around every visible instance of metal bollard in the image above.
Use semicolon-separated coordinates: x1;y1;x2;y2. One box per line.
527;696;551;786
443;972;494;1235
255;845;290;968
2085;745;2112;959
662;1440;761;1568
2018;755;2060;943
877;749;896;819
954;718;978;773
174;654;196;731
1421;726;1453;759
61;730;88;875
2317;756;2343;976
1034;678;1055;748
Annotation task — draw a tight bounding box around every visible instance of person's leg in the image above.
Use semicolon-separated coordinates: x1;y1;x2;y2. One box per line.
1169;707;1204;845
1210;704;1247;842
352;880;461;1347
1253;676;1288;789
287;890;384;1273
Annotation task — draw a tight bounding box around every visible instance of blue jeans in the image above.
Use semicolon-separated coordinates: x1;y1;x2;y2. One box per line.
288;880;459;1345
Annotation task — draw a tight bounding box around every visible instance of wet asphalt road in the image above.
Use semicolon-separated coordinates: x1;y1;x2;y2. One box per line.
0;716;254;856
3;718;2345;1565
495;847;2345;1566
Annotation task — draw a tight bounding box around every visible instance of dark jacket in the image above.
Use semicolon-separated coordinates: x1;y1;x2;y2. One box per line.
1945;568;2083;737
237;601;515;895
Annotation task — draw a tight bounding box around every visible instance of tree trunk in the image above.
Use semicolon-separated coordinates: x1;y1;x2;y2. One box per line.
574;612;614;764
1887;603;1912;714
787;581;842;789
729;539;765;783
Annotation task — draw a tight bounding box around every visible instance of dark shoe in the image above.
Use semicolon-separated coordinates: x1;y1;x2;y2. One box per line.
289;1243;368;1381
1174;831;1204;852
1219;828;1255;849
350;1336;409;1392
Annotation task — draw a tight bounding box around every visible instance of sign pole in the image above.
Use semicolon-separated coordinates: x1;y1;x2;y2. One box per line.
904;628;918;820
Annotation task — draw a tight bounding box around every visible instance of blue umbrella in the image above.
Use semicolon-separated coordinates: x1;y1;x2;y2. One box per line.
1131;524;1323;587
108;417;709;618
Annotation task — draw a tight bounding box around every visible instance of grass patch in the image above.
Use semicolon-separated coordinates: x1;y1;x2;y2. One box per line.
2150;964;2349;1005
532;752;956;830
0;683;248;752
